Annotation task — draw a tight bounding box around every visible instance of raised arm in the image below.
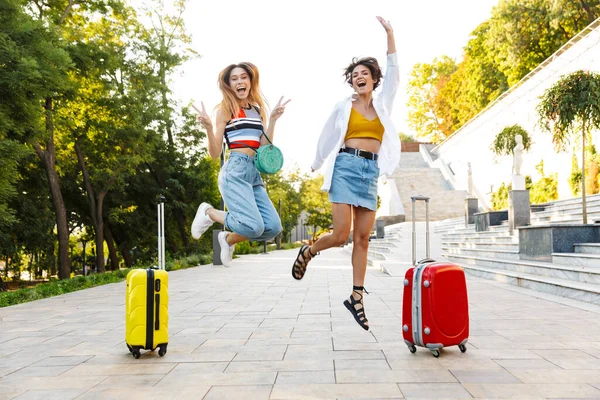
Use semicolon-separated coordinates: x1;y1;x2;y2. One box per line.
377;16;395;55
194;102;226;160
263;96;291;145
377;16;399;113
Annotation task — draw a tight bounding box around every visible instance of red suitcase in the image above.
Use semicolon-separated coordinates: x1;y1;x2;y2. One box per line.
402;196;469;357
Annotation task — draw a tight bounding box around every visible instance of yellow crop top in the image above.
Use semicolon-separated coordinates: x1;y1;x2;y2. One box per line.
344;108;385;142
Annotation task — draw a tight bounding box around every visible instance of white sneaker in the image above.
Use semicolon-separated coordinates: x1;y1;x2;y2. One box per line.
191;202;214;239
218;231;233;267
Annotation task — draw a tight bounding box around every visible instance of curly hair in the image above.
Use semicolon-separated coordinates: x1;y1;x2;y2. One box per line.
343;57;383;91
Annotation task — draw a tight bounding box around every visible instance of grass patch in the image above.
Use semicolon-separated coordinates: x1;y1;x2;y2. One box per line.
165;253;213;272
235;241;303;255
1;253;213;308
0;269;131;308
0;244;299;308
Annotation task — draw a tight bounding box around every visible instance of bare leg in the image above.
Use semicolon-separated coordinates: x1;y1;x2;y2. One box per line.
206;208;248;245
291;203;352;280
310;203;353;253
347;206;376;330
351;207;376;286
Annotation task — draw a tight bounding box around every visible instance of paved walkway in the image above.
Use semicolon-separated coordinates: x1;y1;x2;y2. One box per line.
1;225;600;399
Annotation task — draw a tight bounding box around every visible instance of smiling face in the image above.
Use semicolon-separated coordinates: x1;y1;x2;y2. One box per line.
229;67;251;100
352;65;374;94
344;57;382;93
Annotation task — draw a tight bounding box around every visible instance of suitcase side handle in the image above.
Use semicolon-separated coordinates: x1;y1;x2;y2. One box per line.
155;293;160;330
410;196;430;266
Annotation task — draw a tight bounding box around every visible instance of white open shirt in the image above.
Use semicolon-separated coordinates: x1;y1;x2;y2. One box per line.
311;52;402;193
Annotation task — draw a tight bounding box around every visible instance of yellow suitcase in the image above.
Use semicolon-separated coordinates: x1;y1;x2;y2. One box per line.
125;268;169;358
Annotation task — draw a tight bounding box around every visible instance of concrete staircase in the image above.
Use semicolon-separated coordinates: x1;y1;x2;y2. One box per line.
531;194;600;224
393;153;468;222
440;219;600;305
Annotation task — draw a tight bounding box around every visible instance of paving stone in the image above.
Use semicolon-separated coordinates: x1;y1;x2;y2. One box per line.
11;389;86;399
450;369;521;384
0;244;599;399
463;383;600;398
203;384;272;399
398;382;472;399
276;371;336;384
270;383;403;399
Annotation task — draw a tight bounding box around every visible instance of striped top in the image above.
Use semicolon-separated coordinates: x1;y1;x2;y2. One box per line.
224;106;264;150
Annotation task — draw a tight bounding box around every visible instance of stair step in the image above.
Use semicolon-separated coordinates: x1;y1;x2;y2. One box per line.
531;202;600;217
460;264;600;305
552;252;600;268
443;253;600;285
443;247;520;260
442;241;519;250
442;236;517;244
575;243;600;254
343;246;387;260
442;231;514;240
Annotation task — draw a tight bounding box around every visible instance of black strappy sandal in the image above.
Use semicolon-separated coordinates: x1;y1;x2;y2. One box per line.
291;244;317;280
344;285;369;331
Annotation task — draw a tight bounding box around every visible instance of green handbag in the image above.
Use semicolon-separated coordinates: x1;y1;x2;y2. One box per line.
254;135;284;174
225;131;283;175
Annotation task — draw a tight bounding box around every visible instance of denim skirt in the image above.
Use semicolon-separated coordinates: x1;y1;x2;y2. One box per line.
329;152;379;211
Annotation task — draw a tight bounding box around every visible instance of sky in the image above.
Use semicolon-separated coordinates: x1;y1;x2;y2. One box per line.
171;0;500;172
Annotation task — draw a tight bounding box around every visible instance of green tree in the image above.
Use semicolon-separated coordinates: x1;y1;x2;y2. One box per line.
399;133;417;143
488;0;600;86
300;176;332;240
529;161;558;204
134;0;205;252
263;170;303;243
55;5;153;273
0;0;74;279
437;22;509;134
492;124;532;157
407;56;457;142
538;70;600;223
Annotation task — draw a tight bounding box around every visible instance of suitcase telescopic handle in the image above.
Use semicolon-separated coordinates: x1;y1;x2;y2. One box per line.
410;196;430;266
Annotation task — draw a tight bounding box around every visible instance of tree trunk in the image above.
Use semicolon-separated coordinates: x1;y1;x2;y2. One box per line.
33;97;70;279
582;119;588;224
121;244;133;268
74;140;105;272
159;64;174;149
74;141;98;227
579;0;595;25
111;226;133;268
96;192;106;273
104;224;120;271
173;209;188;249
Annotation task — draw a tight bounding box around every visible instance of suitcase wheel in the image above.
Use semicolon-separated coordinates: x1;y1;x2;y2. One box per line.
431;349;440;358
132;348;141;359
158;344;167;357
408;345;417;354
459;344;467;353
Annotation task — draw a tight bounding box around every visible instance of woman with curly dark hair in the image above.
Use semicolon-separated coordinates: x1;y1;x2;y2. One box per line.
291;16;400;331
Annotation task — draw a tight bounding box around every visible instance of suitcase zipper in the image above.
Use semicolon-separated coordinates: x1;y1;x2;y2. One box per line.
146;269;155;350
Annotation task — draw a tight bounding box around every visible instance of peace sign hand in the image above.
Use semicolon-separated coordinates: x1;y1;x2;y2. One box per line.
377;16;393;34
270;96;291;122
192;102;212;131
